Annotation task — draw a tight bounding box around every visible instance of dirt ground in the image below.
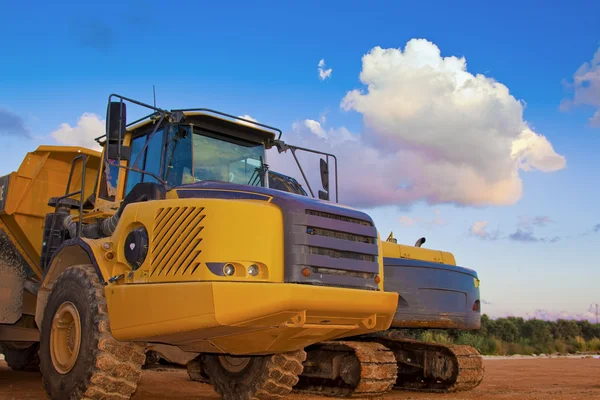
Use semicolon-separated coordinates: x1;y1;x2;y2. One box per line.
0;357;599;399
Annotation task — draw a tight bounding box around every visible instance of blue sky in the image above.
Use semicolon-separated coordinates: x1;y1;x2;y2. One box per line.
1;0;599;320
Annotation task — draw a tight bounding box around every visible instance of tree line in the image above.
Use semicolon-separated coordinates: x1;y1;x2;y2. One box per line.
402;314;600;356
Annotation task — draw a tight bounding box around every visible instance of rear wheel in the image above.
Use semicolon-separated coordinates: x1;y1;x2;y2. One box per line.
202;350;306;400
1;342;40;372
39;265;147;399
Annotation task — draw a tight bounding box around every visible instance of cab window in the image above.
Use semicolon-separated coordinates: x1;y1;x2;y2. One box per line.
99;159;120;201
124;129;164;195
125;135;146;194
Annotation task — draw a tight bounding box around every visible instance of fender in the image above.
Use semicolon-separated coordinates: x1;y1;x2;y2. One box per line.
35;238;108;329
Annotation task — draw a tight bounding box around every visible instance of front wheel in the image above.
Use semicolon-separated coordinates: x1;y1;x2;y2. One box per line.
39;265;146;399
202;350;306;400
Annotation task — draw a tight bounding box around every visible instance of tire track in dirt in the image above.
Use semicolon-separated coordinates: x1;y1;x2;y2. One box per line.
1;358;599;399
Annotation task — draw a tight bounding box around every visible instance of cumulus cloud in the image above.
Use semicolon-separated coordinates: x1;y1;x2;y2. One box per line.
331;39;565;207
318;59;332;81
561;46;600;127
469;220;499;240
272;39;565;209
0;109;30;138
50;113;104;151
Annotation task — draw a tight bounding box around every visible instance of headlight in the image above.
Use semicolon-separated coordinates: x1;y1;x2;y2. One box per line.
223;264;235;276
248;264;259;276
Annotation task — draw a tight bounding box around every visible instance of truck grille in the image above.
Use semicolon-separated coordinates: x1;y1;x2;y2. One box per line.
307;246;376;262
305;209;373;227
306;226;375;244
284;207;380;291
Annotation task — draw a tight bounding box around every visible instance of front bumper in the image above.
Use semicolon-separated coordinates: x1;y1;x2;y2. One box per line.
105;281;398;355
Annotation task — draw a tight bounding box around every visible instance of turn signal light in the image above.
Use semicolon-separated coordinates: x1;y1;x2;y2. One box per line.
472;300;481;312
301;267;311;277
374;275;381;284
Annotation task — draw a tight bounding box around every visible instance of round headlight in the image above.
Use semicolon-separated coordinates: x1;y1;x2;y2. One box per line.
248;264;259;276
124;227;148;271
223;264;235;276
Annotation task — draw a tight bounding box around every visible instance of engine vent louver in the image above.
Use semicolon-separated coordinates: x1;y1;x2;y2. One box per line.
150;206;205;277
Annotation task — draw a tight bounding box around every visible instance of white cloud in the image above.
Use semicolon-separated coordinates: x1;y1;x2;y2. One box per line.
50;113;104;151
318;58;332;81
561;46;600;127
470;220;490;238
319;109;329;124
271;39;565;208
237;114;260;127
469;220;499;240
238;115;257;122
302;119;327;138
397;210;446;229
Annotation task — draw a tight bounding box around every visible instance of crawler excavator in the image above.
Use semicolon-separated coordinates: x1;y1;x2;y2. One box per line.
0;94;401;400
186;167;485;397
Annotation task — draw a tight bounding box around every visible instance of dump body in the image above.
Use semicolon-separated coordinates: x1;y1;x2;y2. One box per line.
0;146;101;279
0;146;100;329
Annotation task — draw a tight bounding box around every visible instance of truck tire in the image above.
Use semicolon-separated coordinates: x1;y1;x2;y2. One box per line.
187;355;210;383
1;342;40;372
202;349;306;400
39;265;146;399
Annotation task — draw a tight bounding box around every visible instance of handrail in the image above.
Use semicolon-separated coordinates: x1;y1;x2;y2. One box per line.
58;154;88;236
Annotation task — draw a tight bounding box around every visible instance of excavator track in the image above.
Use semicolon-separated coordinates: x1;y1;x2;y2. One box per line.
294;341;398;398
365;331;485;393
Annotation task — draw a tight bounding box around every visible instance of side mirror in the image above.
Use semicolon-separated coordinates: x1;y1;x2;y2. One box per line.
318;190;329;201
107;102;127;143
320;158;329;192
106;101;130;160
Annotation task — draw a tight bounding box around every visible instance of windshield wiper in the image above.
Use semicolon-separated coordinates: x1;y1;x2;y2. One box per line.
247;156;268;186
164;127;188;182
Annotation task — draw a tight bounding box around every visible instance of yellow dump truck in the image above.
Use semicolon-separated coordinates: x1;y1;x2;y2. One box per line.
0;94;400;400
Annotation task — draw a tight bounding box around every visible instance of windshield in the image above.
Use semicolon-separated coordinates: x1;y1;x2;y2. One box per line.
163;125;266;187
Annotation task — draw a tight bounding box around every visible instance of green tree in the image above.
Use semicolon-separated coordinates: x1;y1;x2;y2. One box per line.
493;318;520;343
576;320;600;341
554;319;582;340
522;319;552;344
